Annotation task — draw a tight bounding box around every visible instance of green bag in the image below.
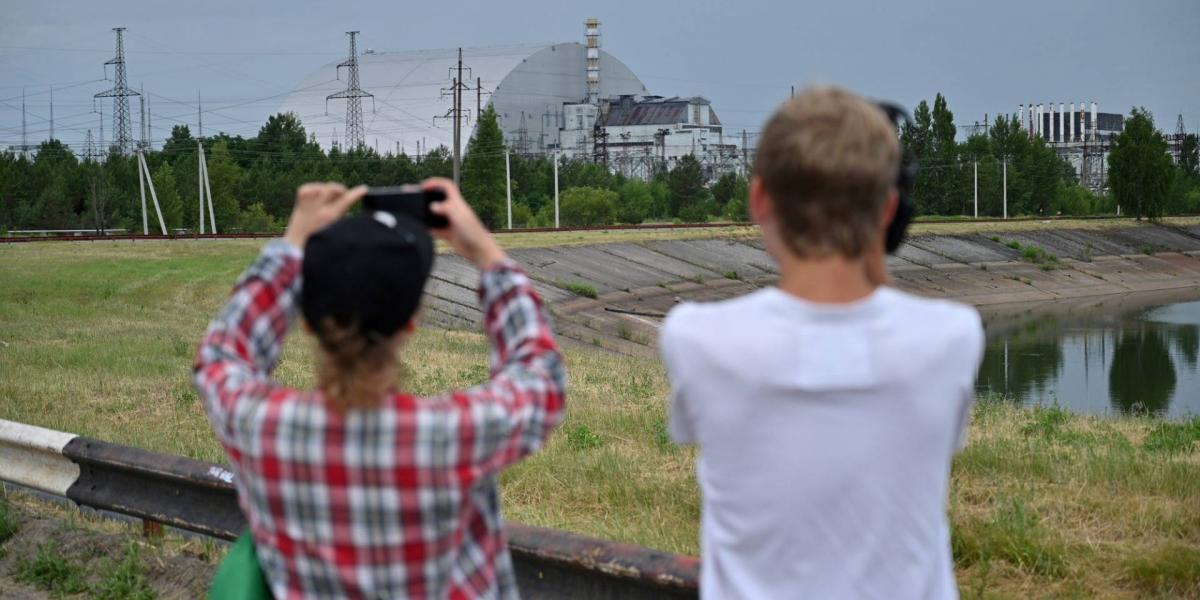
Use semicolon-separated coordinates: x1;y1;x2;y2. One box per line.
209;530;273;600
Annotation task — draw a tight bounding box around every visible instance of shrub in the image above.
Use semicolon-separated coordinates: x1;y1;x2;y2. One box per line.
558;186;617;227
563;282;598;299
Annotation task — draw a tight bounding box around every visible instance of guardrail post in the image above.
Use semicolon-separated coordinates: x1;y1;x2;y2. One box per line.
142;518;163;539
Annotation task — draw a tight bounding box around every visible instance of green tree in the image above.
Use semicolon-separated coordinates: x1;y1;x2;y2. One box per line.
710;172;738;207
558;186;617;226
253;113;310;158
36;174;73;229
1108;108;1173;220
162;125;195;156
460;106;507;228
616;180;654;224
238;202;277;232
1179;134;1198;181
151;163;182;230
668;155;709;219
722;179;750;222
206;141;244;229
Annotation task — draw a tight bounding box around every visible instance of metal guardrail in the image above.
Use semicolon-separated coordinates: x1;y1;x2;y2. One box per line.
0;419;699;598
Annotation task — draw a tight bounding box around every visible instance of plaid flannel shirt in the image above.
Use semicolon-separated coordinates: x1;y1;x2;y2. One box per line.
194;240;565;599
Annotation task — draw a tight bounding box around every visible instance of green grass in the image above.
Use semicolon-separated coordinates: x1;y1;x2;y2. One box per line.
3;240;1200;597
565;424;605;451
1004;239;1059;269
0;496;17;545
91;541;155;600
1142;417;1200;454
722;270;741;280
561;281;598;299
13;541;89;596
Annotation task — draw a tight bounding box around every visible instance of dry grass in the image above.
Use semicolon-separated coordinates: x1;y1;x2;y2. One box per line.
3;237;1199;598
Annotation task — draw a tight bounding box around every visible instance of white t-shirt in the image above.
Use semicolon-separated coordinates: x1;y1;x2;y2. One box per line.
661;286;984;600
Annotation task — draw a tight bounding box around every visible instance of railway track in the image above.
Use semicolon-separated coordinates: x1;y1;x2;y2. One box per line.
0;215;1145;244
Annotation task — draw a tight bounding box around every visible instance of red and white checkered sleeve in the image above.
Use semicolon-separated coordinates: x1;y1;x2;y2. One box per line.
193;240;302;442
442;261;566;480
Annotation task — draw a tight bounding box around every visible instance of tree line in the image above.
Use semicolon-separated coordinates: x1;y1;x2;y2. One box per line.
902;93;1200;219
1;99;1196;233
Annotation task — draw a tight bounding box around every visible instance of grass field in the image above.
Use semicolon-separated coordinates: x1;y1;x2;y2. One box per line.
2;234;1199;598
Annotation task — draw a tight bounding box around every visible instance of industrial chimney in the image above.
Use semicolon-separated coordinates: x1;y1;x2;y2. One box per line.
1069;102;1075;142
585;17;601;104
1091;101;1098;141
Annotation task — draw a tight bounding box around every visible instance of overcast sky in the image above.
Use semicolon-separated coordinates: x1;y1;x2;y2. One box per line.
1;0;1197;153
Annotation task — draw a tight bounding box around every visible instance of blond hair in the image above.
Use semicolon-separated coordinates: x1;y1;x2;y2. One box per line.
754;86;900;258
313;318;396;413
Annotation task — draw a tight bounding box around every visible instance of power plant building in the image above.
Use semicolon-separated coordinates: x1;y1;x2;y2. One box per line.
1016;101;1124;193
277;20;745;181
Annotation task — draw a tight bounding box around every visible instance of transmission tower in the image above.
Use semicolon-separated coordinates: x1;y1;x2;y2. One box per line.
94;27;140;155
326;31;373;151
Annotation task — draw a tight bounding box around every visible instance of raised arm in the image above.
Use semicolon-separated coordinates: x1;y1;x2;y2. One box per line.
193;183;365;440
193;240;302;440
422;178;566;479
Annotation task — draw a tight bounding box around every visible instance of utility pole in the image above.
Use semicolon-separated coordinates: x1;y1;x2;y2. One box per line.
135;150;166;235
553;151;560;228
197;141;215;234
742;129;748;175
48;87;53;141
973;159;978;218
505;150;512;229
139;91;146;149
197;91;203;138
198;142;205;234
94;28;140;155
1002;158;1008;219
326;31;374;151
20;89;26;158
145;95;151;150
455;48;463;184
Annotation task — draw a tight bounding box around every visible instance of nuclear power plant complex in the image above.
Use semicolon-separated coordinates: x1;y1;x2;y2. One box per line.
277;19;746;181
1016;101;1124;193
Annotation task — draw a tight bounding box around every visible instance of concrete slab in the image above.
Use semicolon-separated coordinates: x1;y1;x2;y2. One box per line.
894;242;952;267
645;239;776;279
598;243;719;280
912;234;1013;264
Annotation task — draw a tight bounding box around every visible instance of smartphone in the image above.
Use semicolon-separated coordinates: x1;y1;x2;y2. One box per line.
362;185;449;229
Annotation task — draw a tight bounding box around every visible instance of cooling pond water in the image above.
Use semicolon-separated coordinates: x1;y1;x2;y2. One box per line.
977;298;1200;418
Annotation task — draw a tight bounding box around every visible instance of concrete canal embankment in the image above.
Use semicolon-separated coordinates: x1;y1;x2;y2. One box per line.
419;223;1200;356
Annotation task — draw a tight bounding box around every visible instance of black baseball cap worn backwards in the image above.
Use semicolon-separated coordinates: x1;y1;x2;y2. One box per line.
301;210;435;340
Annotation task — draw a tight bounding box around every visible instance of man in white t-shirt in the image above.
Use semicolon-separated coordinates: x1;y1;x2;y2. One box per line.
661;87;984;599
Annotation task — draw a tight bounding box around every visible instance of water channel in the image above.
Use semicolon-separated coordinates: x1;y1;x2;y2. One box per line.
976;290;1200;418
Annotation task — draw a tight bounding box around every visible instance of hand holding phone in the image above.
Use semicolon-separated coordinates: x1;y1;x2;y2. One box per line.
362;185;449;229
420;178;507;270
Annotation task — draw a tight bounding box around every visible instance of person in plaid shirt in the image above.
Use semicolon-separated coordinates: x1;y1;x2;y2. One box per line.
194;178;566;599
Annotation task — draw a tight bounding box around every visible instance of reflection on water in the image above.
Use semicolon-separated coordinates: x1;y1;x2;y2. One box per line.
976;299;1200;417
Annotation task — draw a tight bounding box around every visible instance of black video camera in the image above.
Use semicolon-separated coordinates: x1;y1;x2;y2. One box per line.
362;185;449;229
875;102;918;254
